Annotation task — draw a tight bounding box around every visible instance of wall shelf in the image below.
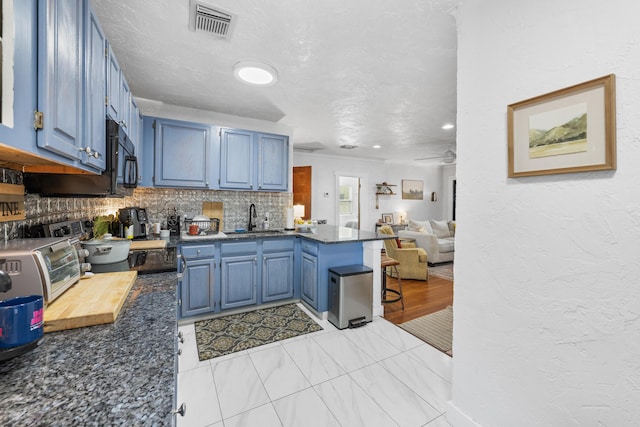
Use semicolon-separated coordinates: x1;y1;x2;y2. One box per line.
375;183;396;209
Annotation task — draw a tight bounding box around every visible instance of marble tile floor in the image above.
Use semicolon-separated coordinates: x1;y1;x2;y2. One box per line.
176;304;452;427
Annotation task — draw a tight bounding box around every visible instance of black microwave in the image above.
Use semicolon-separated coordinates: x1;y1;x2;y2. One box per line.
24;120;138;197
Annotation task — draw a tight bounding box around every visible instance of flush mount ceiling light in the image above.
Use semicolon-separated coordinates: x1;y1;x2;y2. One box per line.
233;61;278;86
442;123;455;130
372;144;382;149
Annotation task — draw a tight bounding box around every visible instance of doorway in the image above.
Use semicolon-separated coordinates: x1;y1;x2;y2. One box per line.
337;175;360;229
293;166;311;220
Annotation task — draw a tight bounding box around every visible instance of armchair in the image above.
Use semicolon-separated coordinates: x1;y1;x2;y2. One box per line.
378;225;429;281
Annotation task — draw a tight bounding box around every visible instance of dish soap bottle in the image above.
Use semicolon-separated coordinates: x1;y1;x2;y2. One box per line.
262;212;270;230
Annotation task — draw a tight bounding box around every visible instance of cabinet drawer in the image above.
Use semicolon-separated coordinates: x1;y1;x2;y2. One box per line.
221;241;258;255
181;244;215;259
300;240;318;256
263;238;294;252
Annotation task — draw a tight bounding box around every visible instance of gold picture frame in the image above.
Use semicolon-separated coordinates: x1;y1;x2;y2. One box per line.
508;74;616;177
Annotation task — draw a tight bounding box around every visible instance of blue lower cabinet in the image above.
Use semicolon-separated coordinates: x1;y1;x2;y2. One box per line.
220;254;258;310
301;252;318;309
262;252;294;302
300;240;364;313
180;257;215;317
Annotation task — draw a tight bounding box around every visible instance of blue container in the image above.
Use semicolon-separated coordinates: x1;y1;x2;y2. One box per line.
0;295;44;349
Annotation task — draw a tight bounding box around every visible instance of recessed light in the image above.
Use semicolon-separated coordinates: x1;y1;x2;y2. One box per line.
233;61;278;86
442;123;455;130
372;145;382;149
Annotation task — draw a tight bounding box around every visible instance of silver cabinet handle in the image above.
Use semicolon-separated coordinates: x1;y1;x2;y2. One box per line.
173;403;186;417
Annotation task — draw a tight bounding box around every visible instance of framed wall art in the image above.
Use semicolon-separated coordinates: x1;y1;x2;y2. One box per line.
507;74;616;177
381;213;394;224
402;180;424;200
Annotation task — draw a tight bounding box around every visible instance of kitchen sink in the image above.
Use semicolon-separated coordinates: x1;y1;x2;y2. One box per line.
225;230;284;235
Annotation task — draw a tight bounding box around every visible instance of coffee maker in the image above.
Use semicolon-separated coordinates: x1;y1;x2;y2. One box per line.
117;207;148;239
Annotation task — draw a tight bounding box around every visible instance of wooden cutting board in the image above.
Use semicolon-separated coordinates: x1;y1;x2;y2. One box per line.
202;201;224;230
129;239;167;250
44;271;137;333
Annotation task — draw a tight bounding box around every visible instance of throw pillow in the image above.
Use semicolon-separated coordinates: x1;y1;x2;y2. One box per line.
396;238;402;248
408;219;433;234
448;221;456;236
430;220;451;238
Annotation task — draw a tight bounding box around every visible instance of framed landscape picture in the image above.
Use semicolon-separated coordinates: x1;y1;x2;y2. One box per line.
402;180;423;200
508;74;616;177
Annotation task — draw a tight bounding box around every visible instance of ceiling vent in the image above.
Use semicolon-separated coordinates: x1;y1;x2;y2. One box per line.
189;1;235;39
339;144;358;149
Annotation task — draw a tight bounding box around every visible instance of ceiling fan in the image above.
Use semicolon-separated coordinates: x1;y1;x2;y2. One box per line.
415;147;457;163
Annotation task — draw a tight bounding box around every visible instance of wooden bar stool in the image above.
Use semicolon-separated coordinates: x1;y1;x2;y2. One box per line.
381;255;404;309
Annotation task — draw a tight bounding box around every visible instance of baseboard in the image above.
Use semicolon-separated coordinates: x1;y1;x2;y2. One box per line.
446;401;482;427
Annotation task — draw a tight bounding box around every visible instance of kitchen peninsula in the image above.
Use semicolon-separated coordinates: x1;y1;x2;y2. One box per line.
178;224;389;320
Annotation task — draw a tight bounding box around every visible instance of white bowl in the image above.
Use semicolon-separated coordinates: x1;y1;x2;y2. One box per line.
192;215;211;231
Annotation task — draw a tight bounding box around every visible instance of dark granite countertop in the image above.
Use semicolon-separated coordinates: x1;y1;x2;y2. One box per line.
178;224;391;244
297;224;390;244
0;272;176;426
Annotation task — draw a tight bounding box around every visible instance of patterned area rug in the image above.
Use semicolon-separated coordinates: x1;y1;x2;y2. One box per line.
399;306;453;356
429;262;453;281
195;304;323;361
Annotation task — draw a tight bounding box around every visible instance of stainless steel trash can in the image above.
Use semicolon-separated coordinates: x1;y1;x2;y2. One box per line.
327;265;373;329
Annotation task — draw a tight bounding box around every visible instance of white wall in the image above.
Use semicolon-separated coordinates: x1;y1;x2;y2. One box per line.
451;1;640;426
293;152;448;231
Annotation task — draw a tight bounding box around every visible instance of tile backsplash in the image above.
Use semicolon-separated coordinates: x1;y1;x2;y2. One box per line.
2;167;292;240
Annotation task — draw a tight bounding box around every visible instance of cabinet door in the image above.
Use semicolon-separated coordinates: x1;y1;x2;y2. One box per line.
106;45;121;121
181;258;216;317
301;252;318;308
262;252;294;302
0;1;37;152
219;128;254;190
37;0;84;161
154;118;211;188
130;100;142;183
82;2;107;171
257;133;288;191
221;255;257;310
120;77;131;134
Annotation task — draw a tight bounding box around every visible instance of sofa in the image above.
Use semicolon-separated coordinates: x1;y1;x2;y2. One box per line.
398;219;455;265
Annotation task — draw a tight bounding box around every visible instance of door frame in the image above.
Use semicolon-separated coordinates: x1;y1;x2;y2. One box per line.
335;172;369;228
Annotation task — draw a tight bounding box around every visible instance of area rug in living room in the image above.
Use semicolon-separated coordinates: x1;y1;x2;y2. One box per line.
429;262;453;281
399;306;453;356
195;304;323;361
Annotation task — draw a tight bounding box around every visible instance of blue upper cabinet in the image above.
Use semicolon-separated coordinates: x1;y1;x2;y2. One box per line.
220;128;289;191
153;118;212;188
0;0;38;152
219;128;254;190
37;0;84;162
257;132;288;191
82;1;107;171
106;44;121;122
120;77;131;134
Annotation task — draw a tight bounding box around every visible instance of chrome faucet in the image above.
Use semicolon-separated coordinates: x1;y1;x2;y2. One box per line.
248;204;257;231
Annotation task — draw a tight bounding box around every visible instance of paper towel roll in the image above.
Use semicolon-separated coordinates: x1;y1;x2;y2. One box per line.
285;207;295;230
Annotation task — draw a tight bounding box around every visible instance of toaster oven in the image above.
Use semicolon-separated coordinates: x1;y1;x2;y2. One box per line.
0;237;81;304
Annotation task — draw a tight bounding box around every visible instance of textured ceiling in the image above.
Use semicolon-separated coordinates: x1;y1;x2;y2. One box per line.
90;0;458;163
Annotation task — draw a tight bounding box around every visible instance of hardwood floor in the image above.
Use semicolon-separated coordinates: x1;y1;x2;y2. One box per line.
382;275;453;325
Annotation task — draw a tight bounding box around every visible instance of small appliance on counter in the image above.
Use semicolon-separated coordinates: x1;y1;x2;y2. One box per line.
0;238;82;303
166;207;180;236
117;207;149;239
